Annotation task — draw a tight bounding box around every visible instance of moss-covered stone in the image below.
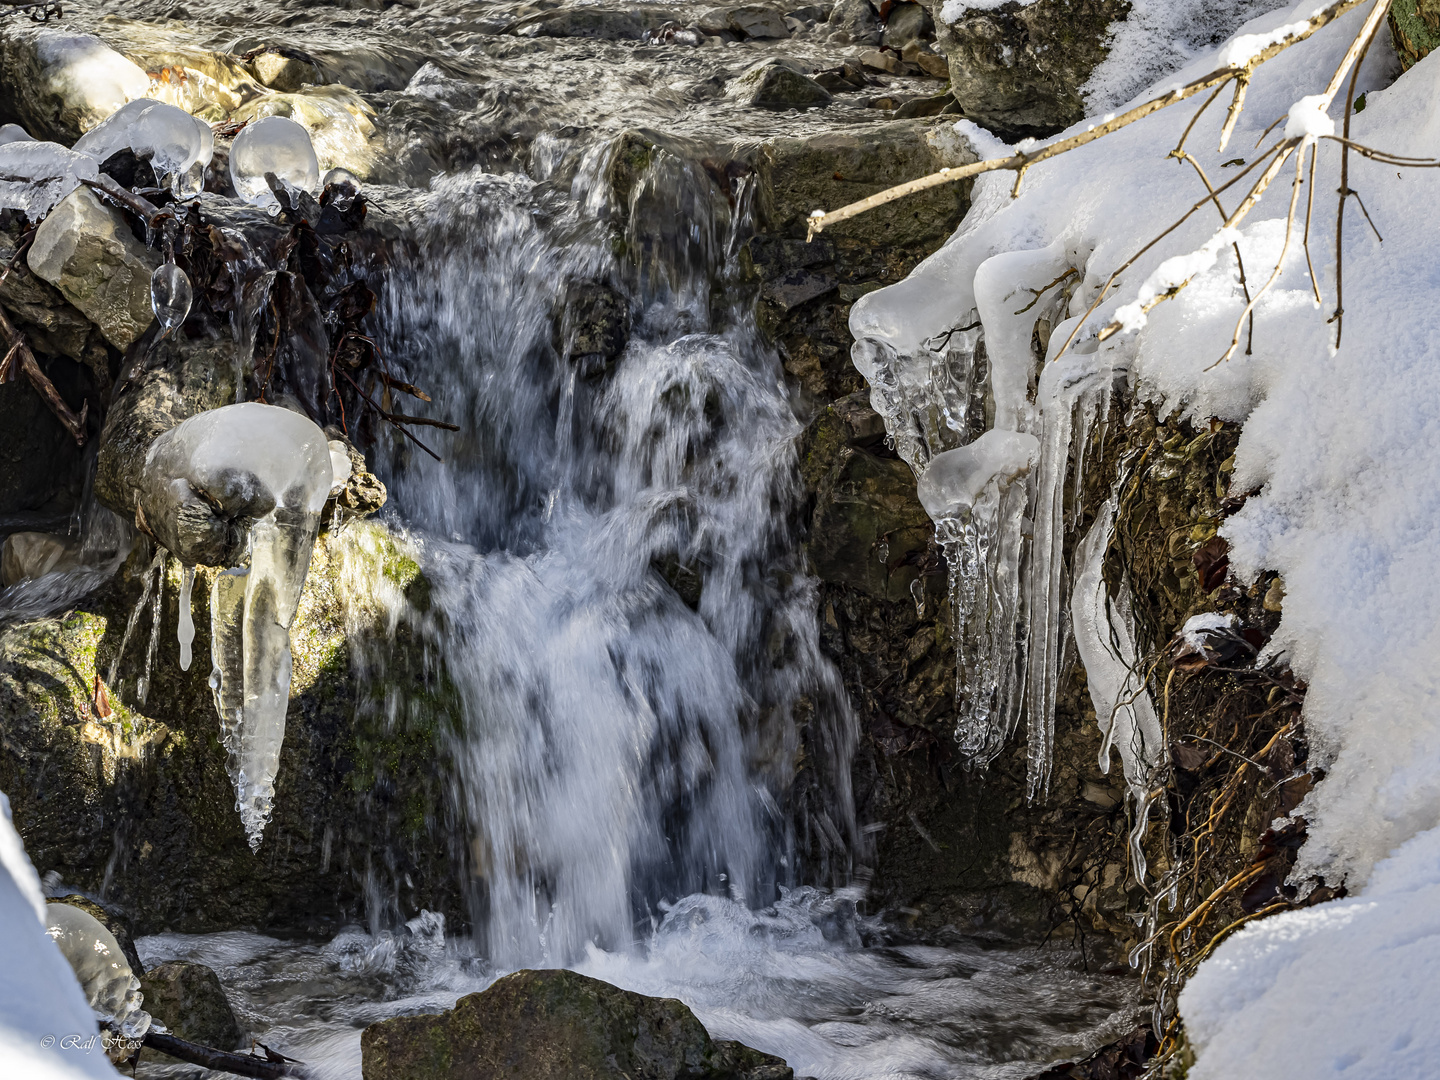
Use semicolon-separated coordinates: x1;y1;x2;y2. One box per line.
138;960;243;1056
360;969;793;1080
1389;0;1440;68
0;522;463;935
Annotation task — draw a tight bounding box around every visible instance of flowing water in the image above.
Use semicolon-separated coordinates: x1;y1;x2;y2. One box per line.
6;0;1144;1073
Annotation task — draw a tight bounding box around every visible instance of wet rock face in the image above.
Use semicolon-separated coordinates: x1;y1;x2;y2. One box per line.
934;0;1129;140
0;527;461;935
728;62;834;110
138;961;244;1058
360;969;793;1080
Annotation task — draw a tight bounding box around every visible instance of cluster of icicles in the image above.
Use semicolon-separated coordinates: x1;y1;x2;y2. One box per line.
111;405;351;849
851;240;1163;821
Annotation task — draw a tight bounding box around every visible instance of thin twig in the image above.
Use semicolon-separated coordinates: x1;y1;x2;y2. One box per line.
0;304;86;443
337;367;443;461
1302;141;1322;305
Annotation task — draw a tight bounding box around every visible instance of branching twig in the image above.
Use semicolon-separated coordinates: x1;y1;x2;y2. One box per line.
337;367;443;461
0;304;86;443
804;0;1372;238
140;1031;301;1079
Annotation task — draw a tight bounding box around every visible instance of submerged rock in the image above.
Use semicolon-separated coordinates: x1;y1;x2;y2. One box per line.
28;186;159;351
0;30;149;143
360;969;793;1080
728;62;833;110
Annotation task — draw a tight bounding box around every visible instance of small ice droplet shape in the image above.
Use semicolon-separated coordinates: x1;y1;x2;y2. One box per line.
321;165;358;210
0;140;98;221
73;98;211;180
151;261;193;337
230;116;319;208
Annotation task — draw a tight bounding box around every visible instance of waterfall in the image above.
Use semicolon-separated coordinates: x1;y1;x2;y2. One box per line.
373;143;856;966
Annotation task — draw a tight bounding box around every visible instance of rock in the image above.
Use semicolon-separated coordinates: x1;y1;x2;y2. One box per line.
0;366;85;520
46;895;144;975
911;48;950;79
858;48;898;73
138;961;243;1061
0;30;149;144
0;231;111;380
728;62;833;110
882;2;934;50
1391;0;1440;68
507;8;672;40
359;968;793;1080
246;47;323;93
827;0;882;45
934;0;1128;140
1;531;79;585
894;91;954;118
556;281;631;375
812;60;869;92
27;186;159;351
728;5;791;38
324;435;388;522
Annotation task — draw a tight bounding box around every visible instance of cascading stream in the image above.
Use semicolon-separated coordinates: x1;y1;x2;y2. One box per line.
376;144;856;967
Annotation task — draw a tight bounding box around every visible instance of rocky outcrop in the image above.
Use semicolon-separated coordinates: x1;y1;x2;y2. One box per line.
931;0;1128;139
360;969;792;1080
728;62;834;110
0;29;149;143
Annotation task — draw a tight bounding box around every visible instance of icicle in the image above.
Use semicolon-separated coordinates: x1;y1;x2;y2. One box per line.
910;576;926;619
209;567;248;768
177;564;196;671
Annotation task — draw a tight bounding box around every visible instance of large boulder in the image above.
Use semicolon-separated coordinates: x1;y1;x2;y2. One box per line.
28;186;159;351
933;0;1128;139
728;63;833;110
0;30;148;143
827;0;882;44
360;969;792;1080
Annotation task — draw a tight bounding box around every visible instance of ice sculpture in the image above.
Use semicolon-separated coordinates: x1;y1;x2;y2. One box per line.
229;116;319;209
44;904;151;1039
142;403;333;848
0;140;99;221
73;98;212;186
151;261;192;339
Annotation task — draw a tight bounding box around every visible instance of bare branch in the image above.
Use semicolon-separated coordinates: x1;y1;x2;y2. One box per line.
804;0;1371;238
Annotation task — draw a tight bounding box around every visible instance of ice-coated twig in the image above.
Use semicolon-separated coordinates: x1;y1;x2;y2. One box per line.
803;0;1372;239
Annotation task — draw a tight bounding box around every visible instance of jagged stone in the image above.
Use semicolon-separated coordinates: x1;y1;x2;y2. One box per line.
28;186;159;351
360;969;793;1080
1390;0;1440;68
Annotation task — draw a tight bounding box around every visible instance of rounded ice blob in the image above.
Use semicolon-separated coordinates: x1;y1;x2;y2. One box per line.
74;98;212;181
45;903;151;1038
229;115;319;208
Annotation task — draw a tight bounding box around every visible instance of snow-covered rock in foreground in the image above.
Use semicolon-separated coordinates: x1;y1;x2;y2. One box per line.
142;403;333;849
0;793;118;1078
852;0;1440;1073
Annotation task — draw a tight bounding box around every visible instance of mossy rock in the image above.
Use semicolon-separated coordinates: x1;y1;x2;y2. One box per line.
0;521;463;935
138;960;243;1058
1390;0;1440;68
360;969;793;1080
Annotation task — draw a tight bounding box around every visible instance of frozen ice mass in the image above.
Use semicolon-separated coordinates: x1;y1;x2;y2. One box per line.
228;115;320;208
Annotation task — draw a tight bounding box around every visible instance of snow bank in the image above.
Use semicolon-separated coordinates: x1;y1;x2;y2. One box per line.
0;794;118;1078
852;0;1440;1072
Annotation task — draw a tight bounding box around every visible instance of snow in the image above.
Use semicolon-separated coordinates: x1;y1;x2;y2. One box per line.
851;0;1440;1071
1180;611;1238;650
0;793;119;1079
228;115;320;208
0;141;99;222
1284;93;1337;139
939;0;1037;24
1111;227;1241;334
0;124;33;146
143;403;332;848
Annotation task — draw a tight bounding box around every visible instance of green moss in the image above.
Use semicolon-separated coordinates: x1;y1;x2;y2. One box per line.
1390;0;1440;68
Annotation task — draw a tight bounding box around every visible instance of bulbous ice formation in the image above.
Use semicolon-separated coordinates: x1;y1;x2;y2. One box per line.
915;429;1039;519
141;403;333;848
0;140;99;221
151;261;193;338
44;904;151;1039
229;116;319;208
73;98;213;183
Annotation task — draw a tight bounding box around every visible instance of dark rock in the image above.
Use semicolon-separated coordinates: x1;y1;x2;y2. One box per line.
507;8;672;40
935;0;1129;140
556;282;632;367
1391;0;1440;68
762;269;838;311
47;895;143;974
882;2;934;49
138;960;244;1060
827;0;883;44
728;63;833;110
894;92;954;118
359;968;793;1080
